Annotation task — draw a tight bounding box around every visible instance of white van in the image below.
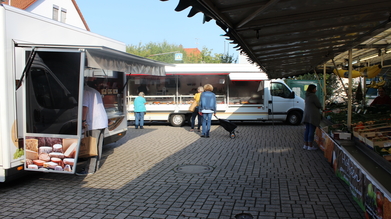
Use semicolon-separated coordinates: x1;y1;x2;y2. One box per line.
127;64;305;126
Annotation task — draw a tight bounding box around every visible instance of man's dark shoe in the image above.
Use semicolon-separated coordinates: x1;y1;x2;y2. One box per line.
76;171;90;176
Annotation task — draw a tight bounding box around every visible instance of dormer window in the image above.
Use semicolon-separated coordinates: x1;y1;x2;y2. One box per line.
61;8;67;23
52;5;59;21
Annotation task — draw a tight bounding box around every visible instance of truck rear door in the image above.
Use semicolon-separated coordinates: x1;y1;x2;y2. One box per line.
18;48;84;174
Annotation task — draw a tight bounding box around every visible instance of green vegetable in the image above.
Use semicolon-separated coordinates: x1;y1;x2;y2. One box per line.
13;148;24;159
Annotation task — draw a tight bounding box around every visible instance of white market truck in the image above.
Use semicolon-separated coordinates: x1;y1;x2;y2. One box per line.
0;4;166;182
126;64;305;126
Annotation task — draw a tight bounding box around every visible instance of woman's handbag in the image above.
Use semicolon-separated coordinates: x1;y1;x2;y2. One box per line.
189;101;198;112
78;131;98;158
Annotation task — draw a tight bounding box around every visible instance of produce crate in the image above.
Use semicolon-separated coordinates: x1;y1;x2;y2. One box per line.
374;146;391;162
353;123;390;138
359;131;378;142
356;126;391;141
331;131;351;140
364;136;391;148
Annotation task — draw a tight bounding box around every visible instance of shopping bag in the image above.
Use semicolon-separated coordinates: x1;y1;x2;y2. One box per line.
78;133;98;158
189;101;197;112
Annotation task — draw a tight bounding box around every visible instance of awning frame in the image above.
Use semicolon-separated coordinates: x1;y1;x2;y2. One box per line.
14;43;171;76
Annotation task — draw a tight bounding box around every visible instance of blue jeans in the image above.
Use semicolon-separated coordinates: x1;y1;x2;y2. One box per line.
191;107;202;129
304;123;316;142
202;113;213;136
134;112;145;127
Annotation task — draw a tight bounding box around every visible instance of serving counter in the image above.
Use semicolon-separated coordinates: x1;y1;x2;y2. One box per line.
316;121;391;218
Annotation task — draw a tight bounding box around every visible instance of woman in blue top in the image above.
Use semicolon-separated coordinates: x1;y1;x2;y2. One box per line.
134;92;147;129
198;84;216;138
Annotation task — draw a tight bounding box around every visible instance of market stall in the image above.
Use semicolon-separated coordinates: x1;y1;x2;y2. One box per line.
314;60;391;218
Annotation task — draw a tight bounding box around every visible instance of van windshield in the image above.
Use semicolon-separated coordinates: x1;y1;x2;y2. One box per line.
25;52;80;135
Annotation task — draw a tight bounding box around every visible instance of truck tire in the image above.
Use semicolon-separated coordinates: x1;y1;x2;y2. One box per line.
170;114;185;127
186;114;199;126
286;111;302;125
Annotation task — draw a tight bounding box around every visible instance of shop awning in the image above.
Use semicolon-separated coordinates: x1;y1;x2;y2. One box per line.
85;48;169;76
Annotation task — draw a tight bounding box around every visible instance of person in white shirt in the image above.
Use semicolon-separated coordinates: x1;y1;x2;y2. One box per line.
77;83;108;175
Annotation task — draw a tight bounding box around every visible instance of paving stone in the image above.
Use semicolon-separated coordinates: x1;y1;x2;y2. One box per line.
0;123;364;218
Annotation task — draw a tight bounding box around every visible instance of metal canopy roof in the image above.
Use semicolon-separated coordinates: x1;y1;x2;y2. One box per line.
162;0;391;79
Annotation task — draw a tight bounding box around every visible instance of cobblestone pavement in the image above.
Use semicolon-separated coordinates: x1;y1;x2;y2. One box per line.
0;123;364;219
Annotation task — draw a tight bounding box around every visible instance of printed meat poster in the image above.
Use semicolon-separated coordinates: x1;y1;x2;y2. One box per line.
24;136;78;173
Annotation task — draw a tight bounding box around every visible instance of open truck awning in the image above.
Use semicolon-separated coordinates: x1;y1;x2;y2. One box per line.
14;43;169;76
85;48;169;76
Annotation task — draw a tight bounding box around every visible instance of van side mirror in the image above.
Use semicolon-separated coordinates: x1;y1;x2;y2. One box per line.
289;91;295;98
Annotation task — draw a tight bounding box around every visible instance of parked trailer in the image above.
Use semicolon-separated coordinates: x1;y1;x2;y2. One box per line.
0;4;166;182
126;64;305;126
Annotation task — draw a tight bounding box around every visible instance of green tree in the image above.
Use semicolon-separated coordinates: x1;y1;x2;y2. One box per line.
219;53;238;63
126;41;236;64
126;41;184;63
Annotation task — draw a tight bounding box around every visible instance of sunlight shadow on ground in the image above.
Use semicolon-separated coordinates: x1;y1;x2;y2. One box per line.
79;126;216;189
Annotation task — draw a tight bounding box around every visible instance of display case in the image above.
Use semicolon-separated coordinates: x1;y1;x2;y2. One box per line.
315;122;391;218
85;71;126;131
179;95;194;104
178;95;226;105
128;95;176;105
325;106;391;163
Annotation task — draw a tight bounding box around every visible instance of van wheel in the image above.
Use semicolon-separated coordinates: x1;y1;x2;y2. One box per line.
286;111;302;125
170;114;185;127
186;114;199;126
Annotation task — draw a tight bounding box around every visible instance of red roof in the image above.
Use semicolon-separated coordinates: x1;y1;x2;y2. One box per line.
3;0;37;9
183;48;201;56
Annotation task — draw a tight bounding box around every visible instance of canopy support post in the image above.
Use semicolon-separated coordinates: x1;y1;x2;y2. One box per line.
348;49;353;131
323;64;326;114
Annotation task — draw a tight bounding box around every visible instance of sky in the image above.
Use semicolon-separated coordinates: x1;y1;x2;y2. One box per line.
76;0;238;56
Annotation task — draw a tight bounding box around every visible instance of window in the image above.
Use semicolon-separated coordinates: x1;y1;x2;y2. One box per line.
52;5;59;21
61;8;67;23
26;52;80;135
127;75;227;104
84;72;125;113
271;82;292;98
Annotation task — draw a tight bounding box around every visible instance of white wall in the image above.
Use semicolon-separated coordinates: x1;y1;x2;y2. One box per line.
25;0;87;30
